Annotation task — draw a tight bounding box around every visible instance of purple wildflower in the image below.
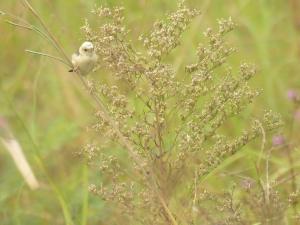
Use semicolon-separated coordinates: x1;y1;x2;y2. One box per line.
0;117;7;129
287;89;299;102
272;135;286;147
294;109;300;122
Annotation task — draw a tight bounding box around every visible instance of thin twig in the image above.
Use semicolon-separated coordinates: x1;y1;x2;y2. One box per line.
5;18;51;43
255;120;270;205
22;0;72;66
273;171;300;188
25;49;70;67
5;20;33;30
1;9;32;25
256;119;266;167
3;14;69;64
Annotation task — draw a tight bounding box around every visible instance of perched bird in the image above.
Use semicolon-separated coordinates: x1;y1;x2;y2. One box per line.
69;41;98;76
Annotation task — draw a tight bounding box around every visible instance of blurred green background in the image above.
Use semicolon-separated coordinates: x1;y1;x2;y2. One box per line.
1;0;300;224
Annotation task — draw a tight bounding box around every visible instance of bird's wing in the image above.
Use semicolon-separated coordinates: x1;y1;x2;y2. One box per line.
71;52;80;66
92;53;99;62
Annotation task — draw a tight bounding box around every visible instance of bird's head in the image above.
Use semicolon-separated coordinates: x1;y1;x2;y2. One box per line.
79;41;95;56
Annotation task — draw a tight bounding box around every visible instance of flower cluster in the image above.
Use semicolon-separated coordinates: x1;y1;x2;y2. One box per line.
140;1;199;60
81;2;282;225
191;184;289;225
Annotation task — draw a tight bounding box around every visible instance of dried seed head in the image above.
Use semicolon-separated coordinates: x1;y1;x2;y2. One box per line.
80;3;282;224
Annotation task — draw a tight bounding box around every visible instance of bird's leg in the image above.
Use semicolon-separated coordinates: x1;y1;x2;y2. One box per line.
68;65;79;73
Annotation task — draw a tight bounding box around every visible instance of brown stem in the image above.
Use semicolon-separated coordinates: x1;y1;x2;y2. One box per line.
18;1;180;224
77;75;179;225
154;98;164;155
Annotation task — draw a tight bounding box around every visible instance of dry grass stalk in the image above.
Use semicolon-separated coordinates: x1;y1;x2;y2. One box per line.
0;117;39;190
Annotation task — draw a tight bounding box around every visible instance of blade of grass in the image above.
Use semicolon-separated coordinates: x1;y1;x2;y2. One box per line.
1;91;75;225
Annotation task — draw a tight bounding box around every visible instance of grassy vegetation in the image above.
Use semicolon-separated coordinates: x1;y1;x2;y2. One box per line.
1;0;300;224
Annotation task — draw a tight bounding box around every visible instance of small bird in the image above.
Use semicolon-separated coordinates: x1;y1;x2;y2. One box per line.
69;41;98;76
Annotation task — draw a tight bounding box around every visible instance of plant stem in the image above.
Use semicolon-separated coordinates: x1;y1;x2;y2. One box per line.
25;49;70;67
77;74;179;225
15;2;180;224
22;0;72;67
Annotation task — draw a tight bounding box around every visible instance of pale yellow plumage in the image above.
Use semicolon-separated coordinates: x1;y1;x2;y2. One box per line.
71;41;98;76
